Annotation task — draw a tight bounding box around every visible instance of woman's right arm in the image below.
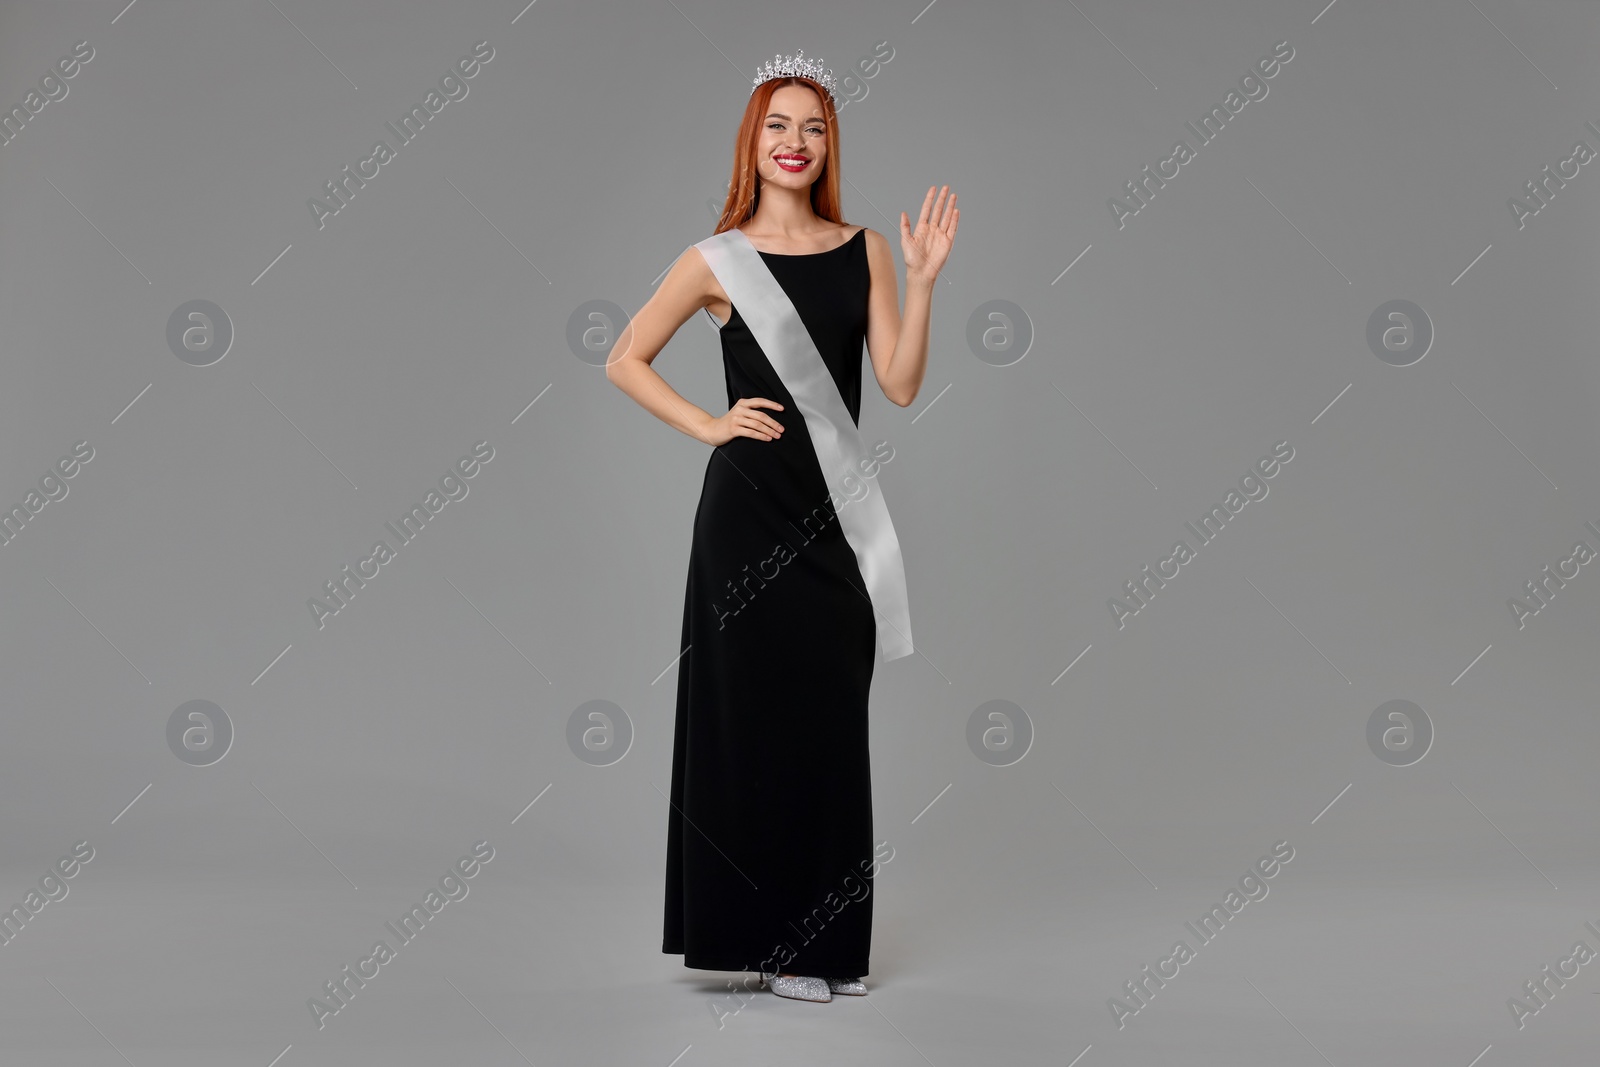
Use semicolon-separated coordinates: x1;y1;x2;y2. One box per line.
605;246;784;447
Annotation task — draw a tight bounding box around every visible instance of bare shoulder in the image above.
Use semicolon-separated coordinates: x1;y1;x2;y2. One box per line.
860;227;895;279
666;242;716;296
666;240;731;323
677;241;711;276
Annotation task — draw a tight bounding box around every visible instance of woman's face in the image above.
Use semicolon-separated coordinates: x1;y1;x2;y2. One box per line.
755;83;828;187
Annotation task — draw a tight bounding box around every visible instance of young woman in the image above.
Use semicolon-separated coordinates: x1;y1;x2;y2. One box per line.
606;49;957;1003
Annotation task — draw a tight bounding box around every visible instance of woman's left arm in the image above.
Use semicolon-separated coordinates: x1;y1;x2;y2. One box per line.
865;185;959;408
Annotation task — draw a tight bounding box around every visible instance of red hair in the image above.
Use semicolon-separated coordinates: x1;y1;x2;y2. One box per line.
711;76;844;235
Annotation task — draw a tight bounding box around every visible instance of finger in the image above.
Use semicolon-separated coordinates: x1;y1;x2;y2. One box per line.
744;397;784;411
747;410;782;433
915;187;934;233
738;414;776;440
917;185;936;230
934;208;953;239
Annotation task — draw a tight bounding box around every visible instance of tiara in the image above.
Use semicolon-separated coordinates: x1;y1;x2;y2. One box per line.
750;49;839;107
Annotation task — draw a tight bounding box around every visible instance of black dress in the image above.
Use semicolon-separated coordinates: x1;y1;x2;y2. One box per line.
663;226;877;977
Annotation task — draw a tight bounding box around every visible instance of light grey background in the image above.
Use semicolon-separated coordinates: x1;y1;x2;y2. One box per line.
2;0;1598;1063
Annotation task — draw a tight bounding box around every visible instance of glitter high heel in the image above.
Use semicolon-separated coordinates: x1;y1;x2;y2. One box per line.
825;976;866;996
759;970;831;1002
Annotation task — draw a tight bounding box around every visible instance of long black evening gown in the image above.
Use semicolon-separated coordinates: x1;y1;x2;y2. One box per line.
663;226;876;978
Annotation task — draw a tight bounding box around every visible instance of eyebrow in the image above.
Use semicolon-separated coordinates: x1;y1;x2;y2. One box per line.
765;112;826;123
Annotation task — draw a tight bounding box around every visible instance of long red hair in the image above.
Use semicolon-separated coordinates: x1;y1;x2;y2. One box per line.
711;76;844;235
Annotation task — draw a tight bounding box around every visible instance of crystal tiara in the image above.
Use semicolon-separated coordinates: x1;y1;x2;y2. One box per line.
750;49;838;107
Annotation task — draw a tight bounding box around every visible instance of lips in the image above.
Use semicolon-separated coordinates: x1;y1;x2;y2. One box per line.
773;154;809;172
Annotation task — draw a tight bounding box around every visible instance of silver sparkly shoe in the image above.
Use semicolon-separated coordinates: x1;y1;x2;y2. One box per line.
759;971;831;1002
825;977;866;996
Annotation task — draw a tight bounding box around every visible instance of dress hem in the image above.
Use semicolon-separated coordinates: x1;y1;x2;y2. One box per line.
663;946;868;977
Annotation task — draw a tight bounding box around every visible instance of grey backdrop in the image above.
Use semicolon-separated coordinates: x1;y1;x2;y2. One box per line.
2;0;1598;1063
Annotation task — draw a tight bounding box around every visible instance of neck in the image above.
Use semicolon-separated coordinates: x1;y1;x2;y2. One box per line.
748;183;824;234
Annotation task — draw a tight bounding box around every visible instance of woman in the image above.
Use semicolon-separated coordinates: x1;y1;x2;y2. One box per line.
606;49;957;1003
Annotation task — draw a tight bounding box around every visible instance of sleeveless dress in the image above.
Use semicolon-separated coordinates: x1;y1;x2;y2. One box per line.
663;225;877;977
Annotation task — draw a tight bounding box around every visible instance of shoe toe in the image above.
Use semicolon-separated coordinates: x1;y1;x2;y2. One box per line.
768;974;831;1002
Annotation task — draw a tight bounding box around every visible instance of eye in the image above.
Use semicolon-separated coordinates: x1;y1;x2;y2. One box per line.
806;125;824;136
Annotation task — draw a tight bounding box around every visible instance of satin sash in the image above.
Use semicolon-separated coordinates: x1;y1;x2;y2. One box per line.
695;227;914;662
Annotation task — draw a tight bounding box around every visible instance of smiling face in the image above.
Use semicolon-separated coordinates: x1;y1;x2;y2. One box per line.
755;82;829;187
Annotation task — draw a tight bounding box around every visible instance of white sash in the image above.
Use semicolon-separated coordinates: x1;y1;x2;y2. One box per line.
695;227;914;662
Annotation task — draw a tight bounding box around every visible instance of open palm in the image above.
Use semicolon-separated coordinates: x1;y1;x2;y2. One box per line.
900;184;959;283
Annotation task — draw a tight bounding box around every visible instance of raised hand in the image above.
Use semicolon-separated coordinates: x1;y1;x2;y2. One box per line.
900;184;959;284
